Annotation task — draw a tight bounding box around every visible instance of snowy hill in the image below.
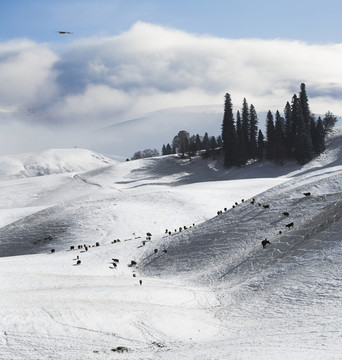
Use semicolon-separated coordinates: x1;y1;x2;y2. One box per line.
0;128;341;359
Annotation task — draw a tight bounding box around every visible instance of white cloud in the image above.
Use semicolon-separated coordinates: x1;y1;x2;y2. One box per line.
0;21;342;155
0;39;58;108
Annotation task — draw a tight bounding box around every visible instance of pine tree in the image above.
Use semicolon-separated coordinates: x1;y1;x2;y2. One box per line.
241;98;250;162
284;101;294;157
274;110;286;163
265;110;275;160
195;134;202;152
222;93;238;167
166;143;172;155
249;104;258;159
257;129;264;160
202;132;210;150
315;117;326;154
162;144;167;155
299;83;312;129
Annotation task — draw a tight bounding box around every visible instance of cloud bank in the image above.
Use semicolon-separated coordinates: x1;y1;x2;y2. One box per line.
0;21;342;155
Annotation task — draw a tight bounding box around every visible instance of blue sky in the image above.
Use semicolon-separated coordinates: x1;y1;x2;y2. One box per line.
1;0;342;156
1;0;342;44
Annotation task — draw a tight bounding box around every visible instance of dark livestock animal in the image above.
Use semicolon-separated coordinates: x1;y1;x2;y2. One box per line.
303;192;311;197
131;260;137;266
261;239;271;248
95;242;100;247
112;258;119;263
286;222;294;229
263;204;270;209
282;212;289;216
146;232;152;237
154;249;158;253
70;245;74;250
76;259;81;265
51;249;55;253
139;280;142;286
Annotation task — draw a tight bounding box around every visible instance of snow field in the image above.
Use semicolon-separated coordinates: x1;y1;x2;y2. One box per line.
1;128;342;359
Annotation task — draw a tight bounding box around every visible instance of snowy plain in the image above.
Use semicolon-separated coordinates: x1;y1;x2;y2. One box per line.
0;129;342;359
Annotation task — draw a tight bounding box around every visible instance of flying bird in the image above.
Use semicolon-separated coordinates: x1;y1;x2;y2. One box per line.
56;31;73;34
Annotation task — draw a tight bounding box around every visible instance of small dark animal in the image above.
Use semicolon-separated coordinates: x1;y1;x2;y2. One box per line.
303;192;311;197
162;249;167;253
165;229;168;234
84;245;88;251
146;232;152;237
133;273;136;277
261;239;271;248
232;205;235;209
112;258;119;263
76;259;81;265
112;262;117;268
224;207;227;211
131;260;137;266
235;202;238;206
279;230;283;234
70;246;74;250
51;249;55;253
241;199;244;202
139;280;142;285
282;212;289;216
168;231;171;235
263;204;270;209
95;242;100;247
154;249;158;253
286;222;294;229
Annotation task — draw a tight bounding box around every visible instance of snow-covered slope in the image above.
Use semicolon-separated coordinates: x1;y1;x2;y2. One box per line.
0;128;341;359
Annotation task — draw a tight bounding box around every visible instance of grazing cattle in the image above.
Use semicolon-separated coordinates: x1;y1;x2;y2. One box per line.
168;231;171;235
146;232;152;237
117;239;121;242
142;241;146;246
70;245;74;250
133;273;136;277
95;242;100;247
224;207;227;211
263;204;270;209
131;260;137;267
112;258;119;263
165;229;168;234
258;203;262;207
162;249;168;253
261;239;271;248
193;223;195;227
303;192;311;197
139;280;142;286
146;236;151;241
112;262;117;268
279;230;283;234
241;199;244;202
76;255;79;259
51;249;55;253
154;249;158;253
76;259;81;265
282;212;289;216
84;245;88;251
286;222;294;229
235;202;238;206
179;227;182;232
184;226;187;230
232;205;235;209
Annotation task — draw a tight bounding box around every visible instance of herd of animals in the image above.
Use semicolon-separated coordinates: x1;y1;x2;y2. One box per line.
49;191;312;281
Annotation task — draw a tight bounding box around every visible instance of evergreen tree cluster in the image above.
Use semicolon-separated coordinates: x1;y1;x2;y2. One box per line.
222;83;337;167
162;130;222;159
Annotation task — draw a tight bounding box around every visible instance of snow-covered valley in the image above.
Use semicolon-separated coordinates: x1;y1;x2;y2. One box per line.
0;130;342;359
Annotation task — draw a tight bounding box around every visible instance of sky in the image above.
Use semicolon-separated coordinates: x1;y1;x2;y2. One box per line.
1;0;342;156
